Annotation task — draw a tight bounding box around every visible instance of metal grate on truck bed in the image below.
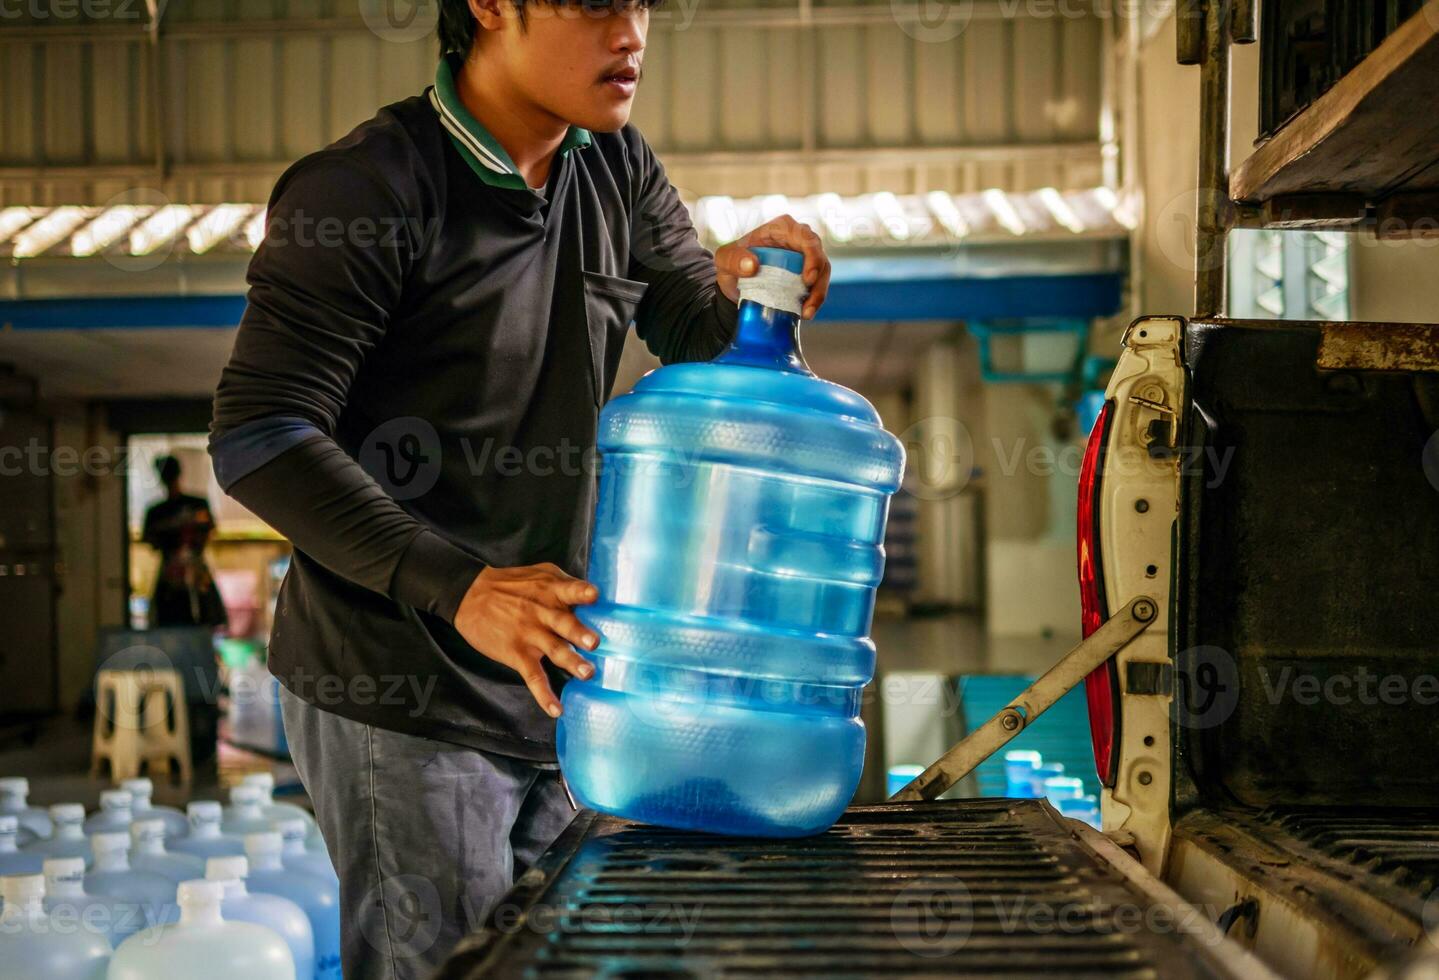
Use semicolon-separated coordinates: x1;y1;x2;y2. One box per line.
436;799;1258;980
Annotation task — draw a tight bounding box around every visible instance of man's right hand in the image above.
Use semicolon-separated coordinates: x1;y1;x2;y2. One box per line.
452;563;600;719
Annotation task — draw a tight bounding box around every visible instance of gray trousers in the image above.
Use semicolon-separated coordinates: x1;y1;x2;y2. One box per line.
279;685;576;980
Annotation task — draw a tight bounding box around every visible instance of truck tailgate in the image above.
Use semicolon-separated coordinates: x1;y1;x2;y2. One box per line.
437;799;1274;979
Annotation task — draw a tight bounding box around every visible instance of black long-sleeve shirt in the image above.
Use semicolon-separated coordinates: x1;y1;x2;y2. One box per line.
210;68;738;761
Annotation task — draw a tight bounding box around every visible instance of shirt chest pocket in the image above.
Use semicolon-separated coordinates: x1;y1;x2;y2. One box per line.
582;270;648;406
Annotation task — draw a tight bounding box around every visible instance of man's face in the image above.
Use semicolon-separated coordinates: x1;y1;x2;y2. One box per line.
490;1;648;133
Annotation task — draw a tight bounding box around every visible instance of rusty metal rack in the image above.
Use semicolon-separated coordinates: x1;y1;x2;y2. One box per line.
436;799;1273;980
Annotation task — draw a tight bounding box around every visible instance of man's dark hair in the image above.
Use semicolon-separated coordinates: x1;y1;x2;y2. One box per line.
439;0;665;56
155;455;182;484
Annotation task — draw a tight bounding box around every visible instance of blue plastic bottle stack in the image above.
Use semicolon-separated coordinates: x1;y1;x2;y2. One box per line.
82;790;134;835
108;879;296;980
169;802;246;860
121;778;190;840
245;832;342;980
42;856;147;950
0;777;52;846
0;814;44;876
206;856;316;980
0;873;111;979
24;804;93;866
129;819;206;885
557;246;906;837
85;832;178;914
275;819;338;884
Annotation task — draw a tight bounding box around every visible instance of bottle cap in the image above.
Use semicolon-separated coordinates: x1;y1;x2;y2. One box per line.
229;785;263;806
205;855;249;882
188;800;222;821
131;819;167;844
273;818;307;841
242;773;275;791
91;831;131;855
0;777;29;795
99;789;133;811
120;777;154;797
245;832;284;857
737;247;807;317
50;803;86;823
2;874;44;903
178;879;225;908
0;815;17;835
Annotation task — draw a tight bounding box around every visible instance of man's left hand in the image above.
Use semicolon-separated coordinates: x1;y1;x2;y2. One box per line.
714;214;831;321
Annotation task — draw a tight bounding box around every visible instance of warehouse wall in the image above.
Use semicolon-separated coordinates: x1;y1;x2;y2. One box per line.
1133;9;1439;321
1;0;1108;204
50;401;128;709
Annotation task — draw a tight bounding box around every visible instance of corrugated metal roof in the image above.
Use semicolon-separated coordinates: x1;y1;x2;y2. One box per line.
0;186;1132;260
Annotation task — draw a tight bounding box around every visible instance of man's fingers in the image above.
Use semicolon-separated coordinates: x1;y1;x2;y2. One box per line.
715;242;760;279
803;258;832;320
515;656;562;718
541;637;596;681
538;606;600;653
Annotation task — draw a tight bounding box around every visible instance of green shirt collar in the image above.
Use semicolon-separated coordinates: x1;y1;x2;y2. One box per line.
430;54;592;191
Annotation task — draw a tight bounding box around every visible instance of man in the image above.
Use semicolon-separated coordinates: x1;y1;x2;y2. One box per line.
141;455;227;629
209;1;831;977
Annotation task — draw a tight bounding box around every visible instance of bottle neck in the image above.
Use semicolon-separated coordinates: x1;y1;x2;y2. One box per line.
95;851;129;872
249;852;284;872
56;821;84;839
715;300;811;374
0;832;16;854
136;837;166;855
192;820;221;839
48;876;85;898
182;899;225;927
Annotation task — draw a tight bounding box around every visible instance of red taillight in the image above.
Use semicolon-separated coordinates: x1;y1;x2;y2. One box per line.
1077;401;1119;786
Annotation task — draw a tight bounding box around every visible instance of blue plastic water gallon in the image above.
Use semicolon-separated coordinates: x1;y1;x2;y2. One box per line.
557;247;905;837
129;819;206;885
23;804;93;866
0;814;44;876
0;874;111;979
0;776;53;843
244;832;342;980
121;778;190;840
82;789;134;835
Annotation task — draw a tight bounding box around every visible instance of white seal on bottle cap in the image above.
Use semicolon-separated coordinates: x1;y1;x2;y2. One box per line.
91;831;131;855
205;855;249;882
50;803;86;823
245;831;284;857
99;789;133;810
737;264;807;318
230;784;263;806
188;800;222;821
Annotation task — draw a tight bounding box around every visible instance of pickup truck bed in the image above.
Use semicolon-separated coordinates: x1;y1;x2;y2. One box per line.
437;799;1272;979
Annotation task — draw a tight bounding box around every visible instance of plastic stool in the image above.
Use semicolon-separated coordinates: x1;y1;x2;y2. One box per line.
91;669;193;785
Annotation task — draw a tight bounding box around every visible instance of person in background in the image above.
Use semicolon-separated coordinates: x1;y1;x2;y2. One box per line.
141;455;228;629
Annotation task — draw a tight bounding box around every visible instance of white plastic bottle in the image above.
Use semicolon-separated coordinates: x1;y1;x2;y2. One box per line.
245;832;341;980
127;819;205;885
0;873;111;979
0;776;52;843
42;857;146;952
24;804;93;866
240;774;318;838
0;813;44;877
118;779;189;840
275;819;337;885
221;785;277;837
82;791;135;836
168;802;244;861
108;879;296;980
206;856;315;980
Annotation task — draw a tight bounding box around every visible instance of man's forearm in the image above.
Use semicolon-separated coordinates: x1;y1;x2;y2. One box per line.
215;431;484;622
